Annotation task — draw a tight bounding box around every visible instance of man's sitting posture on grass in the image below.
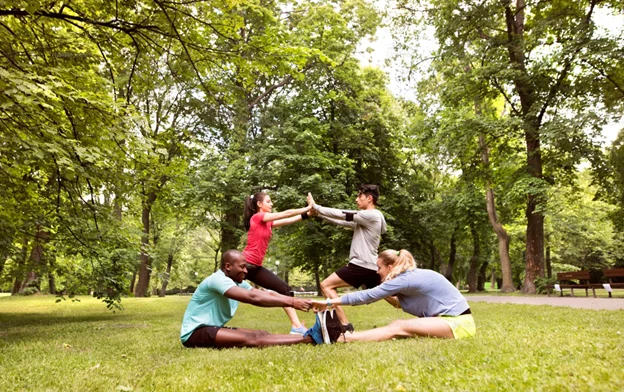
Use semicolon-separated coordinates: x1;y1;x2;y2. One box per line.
180;250;332;348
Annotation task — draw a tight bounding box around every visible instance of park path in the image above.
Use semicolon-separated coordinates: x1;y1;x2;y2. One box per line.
466;295;624;311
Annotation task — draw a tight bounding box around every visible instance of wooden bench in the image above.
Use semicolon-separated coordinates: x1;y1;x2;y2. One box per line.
546;271;594;297
294;291;318;297
590;268;624;298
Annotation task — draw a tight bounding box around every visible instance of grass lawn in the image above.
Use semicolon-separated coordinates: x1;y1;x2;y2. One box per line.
1;295;623;391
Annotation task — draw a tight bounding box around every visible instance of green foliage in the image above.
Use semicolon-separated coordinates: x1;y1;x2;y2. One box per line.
534;276;556;294
548;171;618;270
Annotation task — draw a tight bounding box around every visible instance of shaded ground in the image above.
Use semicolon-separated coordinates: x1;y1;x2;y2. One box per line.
466;295;624;310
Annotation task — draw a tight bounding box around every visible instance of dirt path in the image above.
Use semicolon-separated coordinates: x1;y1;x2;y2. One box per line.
466;295;624;311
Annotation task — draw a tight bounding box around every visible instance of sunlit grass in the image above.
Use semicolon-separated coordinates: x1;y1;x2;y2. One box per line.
1;295;623;391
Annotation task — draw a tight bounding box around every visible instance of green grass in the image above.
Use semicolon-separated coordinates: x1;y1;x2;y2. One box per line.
1;295;624;391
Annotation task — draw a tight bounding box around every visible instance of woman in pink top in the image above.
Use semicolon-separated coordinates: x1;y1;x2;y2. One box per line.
242;191;312;335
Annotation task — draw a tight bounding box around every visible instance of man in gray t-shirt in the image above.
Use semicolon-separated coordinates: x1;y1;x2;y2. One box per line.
307;184;387;328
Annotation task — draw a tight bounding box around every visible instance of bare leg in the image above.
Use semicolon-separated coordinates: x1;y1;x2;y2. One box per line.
284;307;304;328
320;273;353;325
342;318;454;342
214;328;313;348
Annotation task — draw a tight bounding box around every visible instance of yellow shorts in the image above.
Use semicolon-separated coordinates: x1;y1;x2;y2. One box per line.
441;314;476;340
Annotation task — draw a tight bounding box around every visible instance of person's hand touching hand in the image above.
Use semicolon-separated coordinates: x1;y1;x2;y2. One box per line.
292;298;312;312
311;299;334;312
307;192;316;209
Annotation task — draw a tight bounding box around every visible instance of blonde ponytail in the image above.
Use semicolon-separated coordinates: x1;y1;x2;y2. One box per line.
378;249;416;282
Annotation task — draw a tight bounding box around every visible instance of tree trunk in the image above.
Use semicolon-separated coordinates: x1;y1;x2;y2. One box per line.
12;232;29;295
213;248;220;272
0;243;13;276
113;197;122;220
522;126;545;294
160;252;174;297
444;224;459;281
0;250;8;278
491;268;497;290
48;257;56;295
19;226;49;294
134;191;157;297
546;243;552;279
220;200;242;253
478;132;515;293
504;1;548;294
467;225;480;293
477;261;489;291
429;242;443;271
130;272;136;294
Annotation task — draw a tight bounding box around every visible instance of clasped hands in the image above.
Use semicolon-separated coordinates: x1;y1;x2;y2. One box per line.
292;298;333;312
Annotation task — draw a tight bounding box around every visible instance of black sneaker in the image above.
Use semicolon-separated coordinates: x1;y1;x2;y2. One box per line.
323;309;345;343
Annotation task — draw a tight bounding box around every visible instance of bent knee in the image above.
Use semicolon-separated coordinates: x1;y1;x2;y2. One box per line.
320;279;336;293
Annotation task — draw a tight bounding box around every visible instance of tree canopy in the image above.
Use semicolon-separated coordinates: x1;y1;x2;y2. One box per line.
1;0;623;305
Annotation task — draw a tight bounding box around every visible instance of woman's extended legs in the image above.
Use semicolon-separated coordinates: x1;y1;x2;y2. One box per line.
341;317;454;342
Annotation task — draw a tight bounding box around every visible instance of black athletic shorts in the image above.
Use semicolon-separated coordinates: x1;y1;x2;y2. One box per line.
335;263;380;289
245;263;293;296
182;326;237;348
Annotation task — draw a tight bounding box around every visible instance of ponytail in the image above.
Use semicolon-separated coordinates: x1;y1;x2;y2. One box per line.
243;191;268;231
378;249;417;282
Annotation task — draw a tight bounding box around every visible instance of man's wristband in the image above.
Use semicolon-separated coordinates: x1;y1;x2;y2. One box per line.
301;212;309;220
326;298;332;308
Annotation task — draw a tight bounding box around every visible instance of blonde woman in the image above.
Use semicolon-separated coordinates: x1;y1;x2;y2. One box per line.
312;249;476;342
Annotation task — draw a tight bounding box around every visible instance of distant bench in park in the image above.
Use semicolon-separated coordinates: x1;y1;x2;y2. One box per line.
294;291;318;297
546;269;624;298
546;271;594;297
590;268;624;298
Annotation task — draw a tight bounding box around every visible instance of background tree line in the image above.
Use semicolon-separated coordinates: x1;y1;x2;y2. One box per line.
1;0;623;307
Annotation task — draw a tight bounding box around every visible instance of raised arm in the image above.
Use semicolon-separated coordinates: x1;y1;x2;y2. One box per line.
224;286;311;312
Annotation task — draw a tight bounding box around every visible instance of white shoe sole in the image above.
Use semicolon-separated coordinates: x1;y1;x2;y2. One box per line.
320;310;330;344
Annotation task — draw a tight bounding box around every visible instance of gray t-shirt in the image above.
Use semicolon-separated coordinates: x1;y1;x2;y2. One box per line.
314;205;387;271
341;269;469;317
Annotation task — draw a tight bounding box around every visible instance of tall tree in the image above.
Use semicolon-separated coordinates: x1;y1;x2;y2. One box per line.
395;0;624;292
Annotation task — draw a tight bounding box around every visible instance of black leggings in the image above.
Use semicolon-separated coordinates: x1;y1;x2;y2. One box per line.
245;263;293;297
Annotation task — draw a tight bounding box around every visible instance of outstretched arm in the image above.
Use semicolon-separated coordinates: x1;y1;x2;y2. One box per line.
307;193;356;228
263;205;311;225
272;210;311;228
312;280;403;311
225;287;312;312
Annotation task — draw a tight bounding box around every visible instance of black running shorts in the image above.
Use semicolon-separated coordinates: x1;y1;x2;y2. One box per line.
335;263;380;289
182;326;237;348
